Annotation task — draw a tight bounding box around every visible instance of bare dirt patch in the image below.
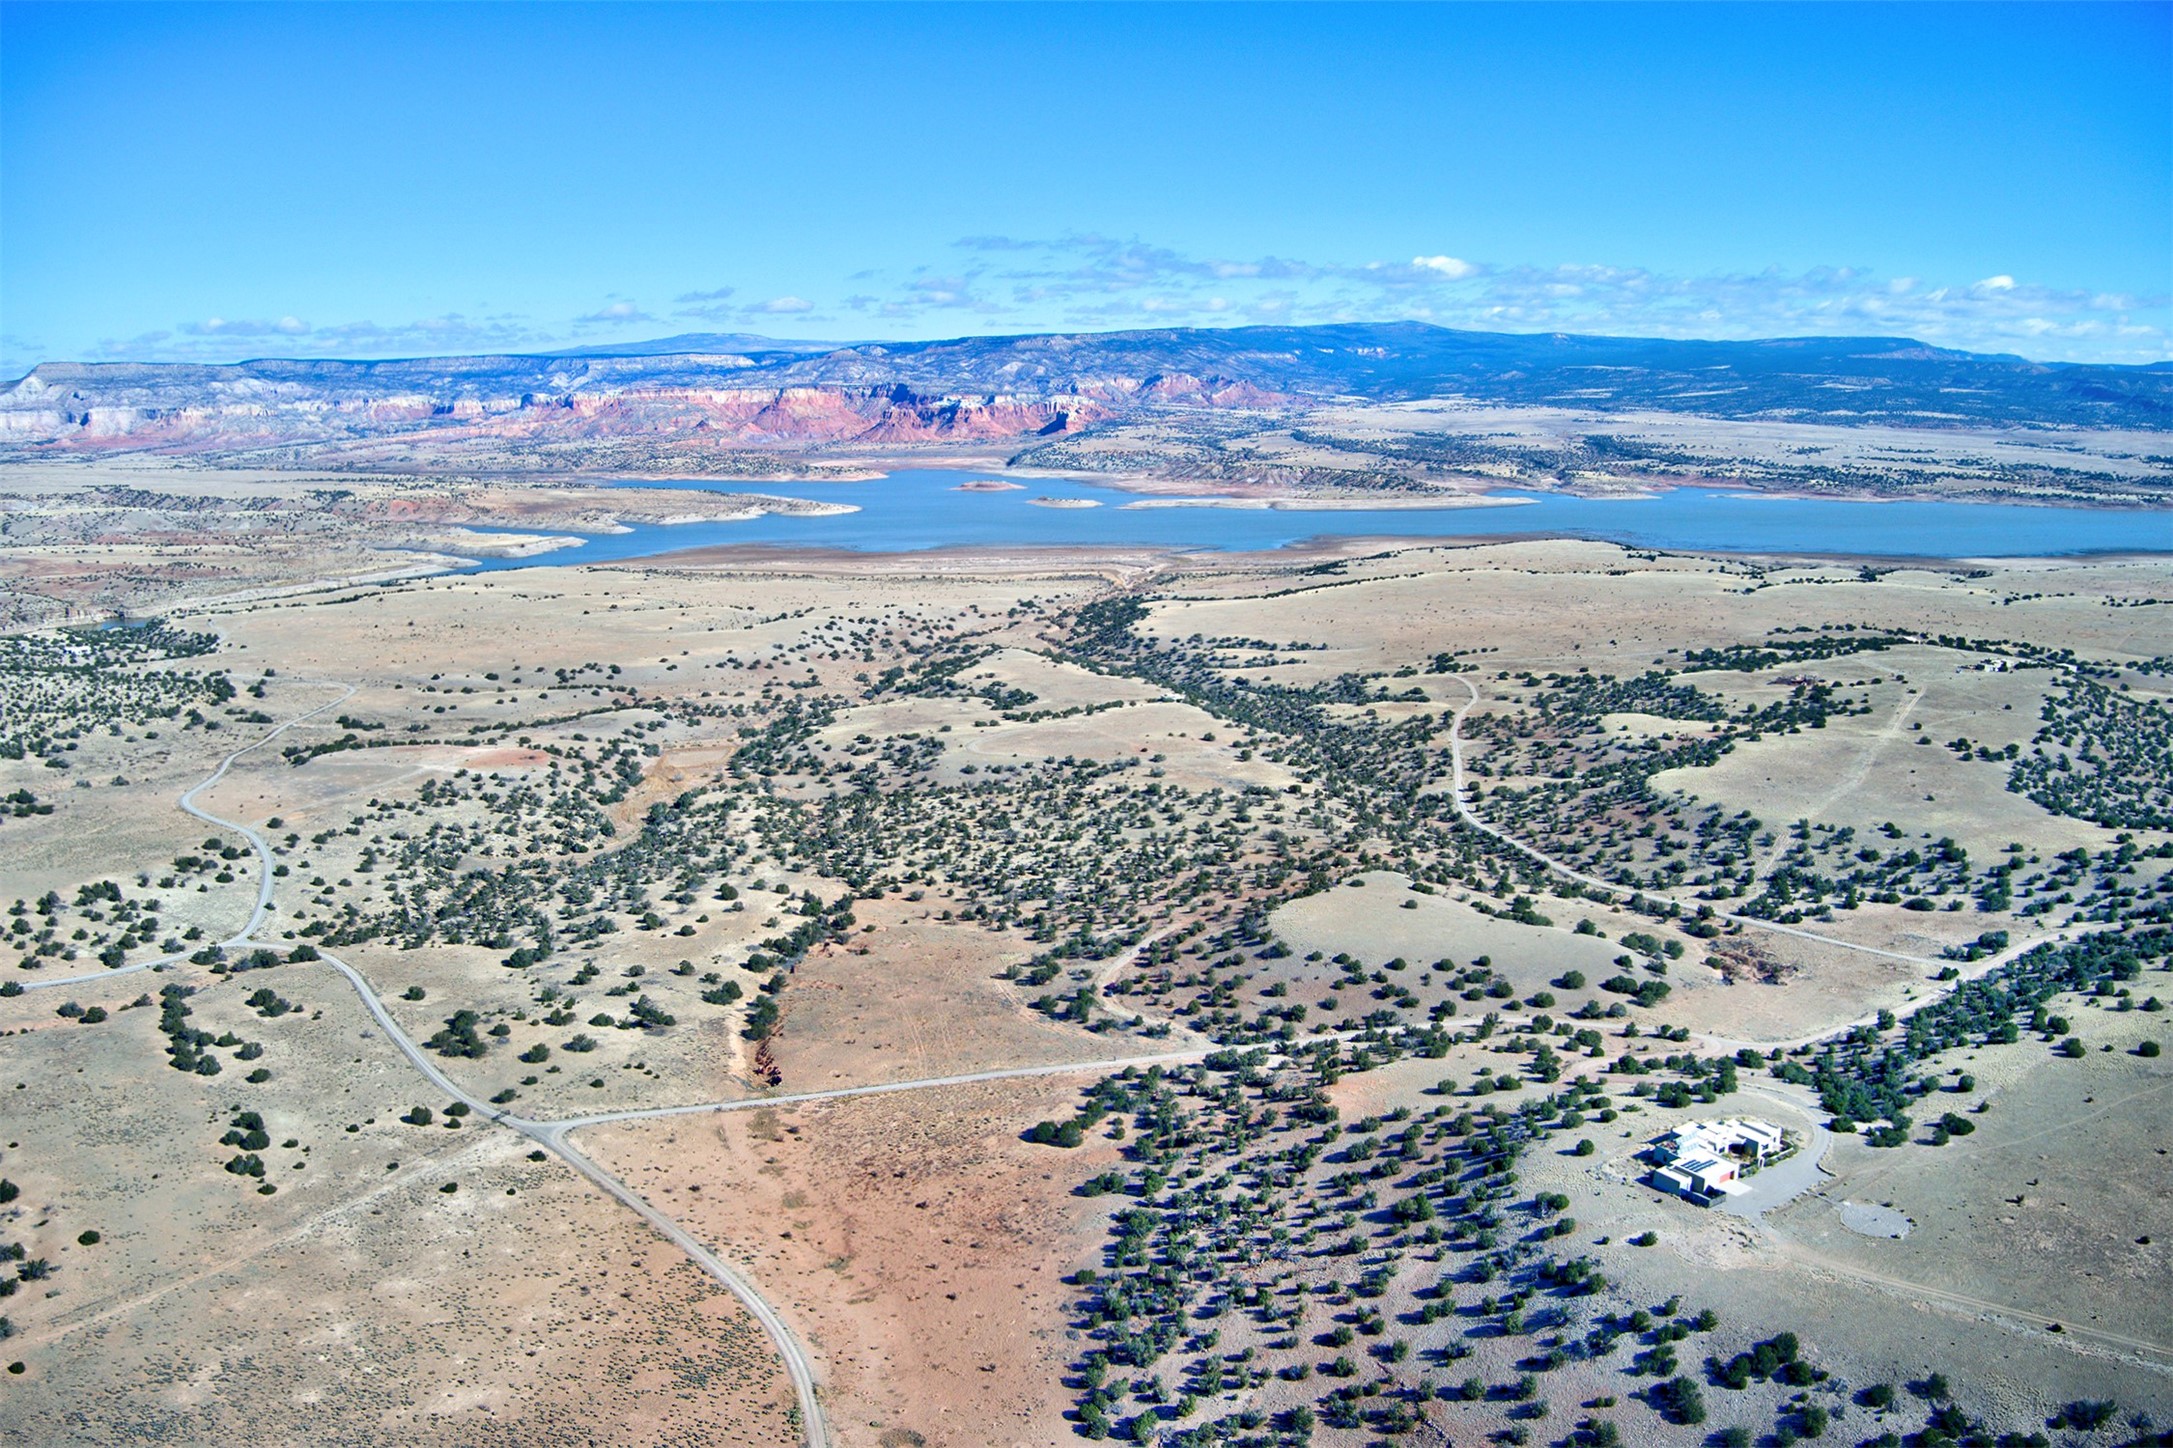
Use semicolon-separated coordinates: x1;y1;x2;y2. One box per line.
771;907;1133;1089
1770;998;2173;1354
0;960;793;1447
583;1077;1124;1448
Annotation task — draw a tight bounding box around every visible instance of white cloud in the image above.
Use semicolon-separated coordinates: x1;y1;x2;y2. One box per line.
179;315;313;338
671;288;742;322
37;241;2168;369
575;300;653;324
903;275;988;310
82;311;550;364
936;238;2166;361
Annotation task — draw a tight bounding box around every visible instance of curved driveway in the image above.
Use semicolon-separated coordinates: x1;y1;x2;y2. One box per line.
1714;1085;1834;1221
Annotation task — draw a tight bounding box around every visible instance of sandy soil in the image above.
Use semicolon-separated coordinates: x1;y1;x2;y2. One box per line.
583;1077;1125;1448
1769;997;2173;1351
0;956;793;1447
771;904;1139;1090
4;537;2166;1446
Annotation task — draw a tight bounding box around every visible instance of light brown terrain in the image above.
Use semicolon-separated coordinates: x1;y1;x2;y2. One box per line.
588;1079;1125;1448
1;522;2167;1448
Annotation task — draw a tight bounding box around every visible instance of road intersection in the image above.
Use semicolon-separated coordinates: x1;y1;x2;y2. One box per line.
10;666;2121;1440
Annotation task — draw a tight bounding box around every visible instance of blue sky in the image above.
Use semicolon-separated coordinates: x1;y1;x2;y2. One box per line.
3;1;2167;371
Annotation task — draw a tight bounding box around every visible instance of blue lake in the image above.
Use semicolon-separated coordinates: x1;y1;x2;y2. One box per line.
465;468;2173;568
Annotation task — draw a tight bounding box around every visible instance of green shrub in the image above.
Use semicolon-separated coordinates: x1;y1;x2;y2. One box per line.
1652;1375;1705;1424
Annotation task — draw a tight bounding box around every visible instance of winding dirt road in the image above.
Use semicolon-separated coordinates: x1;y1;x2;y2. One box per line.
14;660;2139;1435
1439;672;2054;1050
19;691;855;1443
13;689;1231;1448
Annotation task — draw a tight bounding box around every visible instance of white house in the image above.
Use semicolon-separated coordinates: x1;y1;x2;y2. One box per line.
1653;1153;1738;1201
1649;1118;1786;1203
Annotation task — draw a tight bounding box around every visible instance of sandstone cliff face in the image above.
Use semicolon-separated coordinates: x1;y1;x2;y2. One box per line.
4;322;2164;469
0;368;1113;459
1138;371;1294;409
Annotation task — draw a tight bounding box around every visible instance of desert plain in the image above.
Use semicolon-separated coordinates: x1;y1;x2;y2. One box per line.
0;481;2169;1448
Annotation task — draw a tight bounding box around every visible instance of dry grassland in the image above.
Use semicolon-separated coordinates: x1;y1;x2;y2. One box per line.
0;957;792;1446
586;1078;1122;1448
1;537;2167;1447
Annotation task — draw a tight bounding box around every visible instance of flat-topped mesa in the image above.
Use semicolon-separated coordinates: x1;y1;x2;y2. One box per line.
0;374;1107;454
6;323;2165;463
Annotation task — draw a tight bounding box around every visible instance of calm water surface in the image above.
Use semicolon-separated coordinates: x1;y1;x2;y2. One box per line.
463;468;2172;568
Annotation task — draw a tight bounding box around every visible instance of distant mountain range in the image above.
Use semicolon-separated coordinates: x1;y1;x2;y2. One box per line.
4;323;2168;470
538;332;847;358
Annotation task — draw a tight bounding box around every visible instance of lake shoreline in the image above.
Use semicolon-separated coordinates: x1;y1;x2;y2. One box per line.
984;463;2168;514
442;467;2171;571
569;531;2173;579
